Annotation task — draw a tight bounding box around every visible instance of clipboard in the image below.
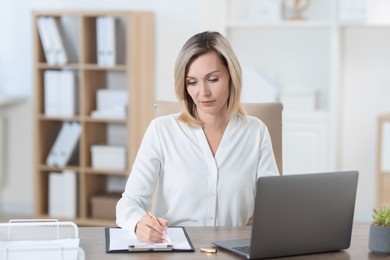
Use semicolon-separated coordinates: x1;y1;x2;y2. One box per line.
105;226;195;253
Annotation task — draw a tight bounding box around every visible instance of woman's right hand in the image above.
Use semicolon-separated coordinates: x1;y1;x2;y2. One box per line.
134;214;169;243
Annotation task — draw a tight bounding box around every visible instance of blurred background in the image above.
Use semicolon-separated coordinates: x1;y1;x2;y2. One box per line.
1;0;390;224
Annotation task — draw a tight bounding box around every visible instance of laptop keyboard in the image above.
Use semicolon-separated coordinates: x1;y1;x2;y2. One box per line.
233;246;251;254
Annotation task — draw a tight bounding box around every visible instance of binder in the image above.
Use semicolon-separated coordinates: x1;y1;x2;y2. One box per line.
48;171;63;217
43;70;59;116
44;70;77;117
56;122;81;167
96;16;106;66
96;16;117;66
105;227;195;253
104;16;116;66
46;122;71;166
49;171;78;218
63;170;78;218
46;122;81;167
37;17;56;65
46;16;69;65
59;70;77;116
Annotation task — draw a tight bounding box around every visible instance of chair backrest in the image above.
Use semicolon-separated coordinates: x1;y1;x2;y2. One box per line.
154;101;283;174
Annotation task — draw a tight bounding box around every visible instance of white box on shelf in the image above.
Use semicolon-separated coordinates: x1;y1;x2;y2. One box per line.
91;145;126;170
280;89;318;111
249;0;282;21
339;0;367;23
91;89;127;119
96;89;127;111
90;107;126;119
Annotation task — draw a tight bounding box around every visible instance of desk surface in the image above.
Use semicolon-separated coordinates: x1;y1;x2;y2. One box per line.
79;224;383;259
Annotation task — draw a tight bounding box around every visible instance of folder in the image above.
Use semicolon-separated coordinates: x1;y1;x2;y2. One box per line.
37;17;56;65
46;16;69;65
44;70;77;117
104;16;116;66
105;227;195;253
46;122;71;166
56;122;81;167
49;170;78;218
96;16;106;66
48;171;63;217
44;70;59;116
46;122;81;167
62;170;78;218
59;70;77;116
96;16;117;66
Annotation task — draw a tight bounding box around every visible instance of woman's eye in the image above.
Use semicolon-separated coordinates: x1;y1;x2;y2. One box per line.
209;77;218;83
187;80;196;86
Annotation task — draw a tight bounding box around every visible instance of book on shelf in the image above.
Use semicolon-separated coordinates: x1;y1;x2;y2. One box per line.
49;170;78;218
46;16;70;65
37;16;70;65
96;16;117;66
44;70;59;116
46;121;81;167
46;122;71;166
96;16;105;66
59;70;78;116
44;70;78;117
37;17;56;65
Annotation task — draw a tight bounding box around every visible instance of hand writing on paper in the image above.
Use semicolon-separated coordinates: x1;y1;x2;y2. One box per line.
135;212;170;243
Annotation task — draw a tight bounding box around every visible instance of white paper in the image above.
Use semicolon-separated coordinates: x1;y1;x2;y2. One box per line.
108;227;192;251
0;238;79;260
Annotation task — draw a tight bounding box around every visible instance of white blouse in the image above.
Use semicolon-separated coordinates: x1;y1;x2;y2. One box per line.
116;114;279;233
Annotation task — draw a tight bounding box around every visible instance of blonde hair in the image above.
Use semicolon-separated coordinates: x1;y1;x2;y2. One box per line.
174;31;246;127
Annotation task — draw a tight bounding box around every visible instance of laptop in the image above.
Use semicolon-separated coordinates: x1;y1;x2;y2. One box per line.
212;171;359;259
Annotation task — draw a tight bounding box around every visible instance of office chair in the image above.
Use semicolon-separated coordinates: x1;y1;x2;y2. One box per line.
154;101;283;175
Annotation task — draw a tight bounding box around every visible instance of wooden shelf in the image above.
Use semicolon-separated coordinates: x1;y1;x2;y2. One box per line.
377;114;390;207
33;10;154;226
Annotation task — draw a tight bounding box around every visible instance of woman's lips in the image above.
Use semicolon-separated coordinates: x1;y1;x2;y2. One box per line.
200;100;214;106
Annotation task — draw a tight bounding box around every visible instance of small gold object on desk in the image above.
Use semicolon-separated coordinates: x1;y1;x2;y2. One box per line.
200;247;217;254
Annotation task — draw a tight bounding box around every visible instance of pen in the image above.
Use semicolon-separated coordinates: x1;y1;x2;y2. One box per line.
147;211;172;244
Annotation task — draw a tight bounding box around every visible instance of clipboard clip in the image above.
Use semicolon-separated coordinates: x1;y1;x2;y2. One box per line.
128;244;174;252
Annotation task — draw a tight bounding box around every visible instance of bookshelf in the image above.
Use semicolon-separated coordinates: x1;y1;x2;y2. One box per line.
33;10;155;226
212;0;390;178
377;114;390;207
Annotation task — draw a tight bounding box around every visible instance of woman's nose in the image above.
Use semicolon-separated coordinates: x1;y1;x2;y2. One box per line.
199;82;210;96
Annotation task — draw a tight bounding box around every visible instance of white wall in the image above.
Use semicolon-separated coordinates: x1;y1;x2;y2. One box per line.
340;27;390;221
0;99;33;213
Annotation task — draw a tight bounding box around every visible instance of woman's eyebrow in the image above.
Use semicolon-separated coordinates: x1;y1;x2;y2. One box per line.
186;70;220;79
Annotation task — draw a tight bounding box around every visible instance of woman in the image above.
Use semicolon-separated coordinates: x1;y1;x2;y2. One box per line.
116;31;279;242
